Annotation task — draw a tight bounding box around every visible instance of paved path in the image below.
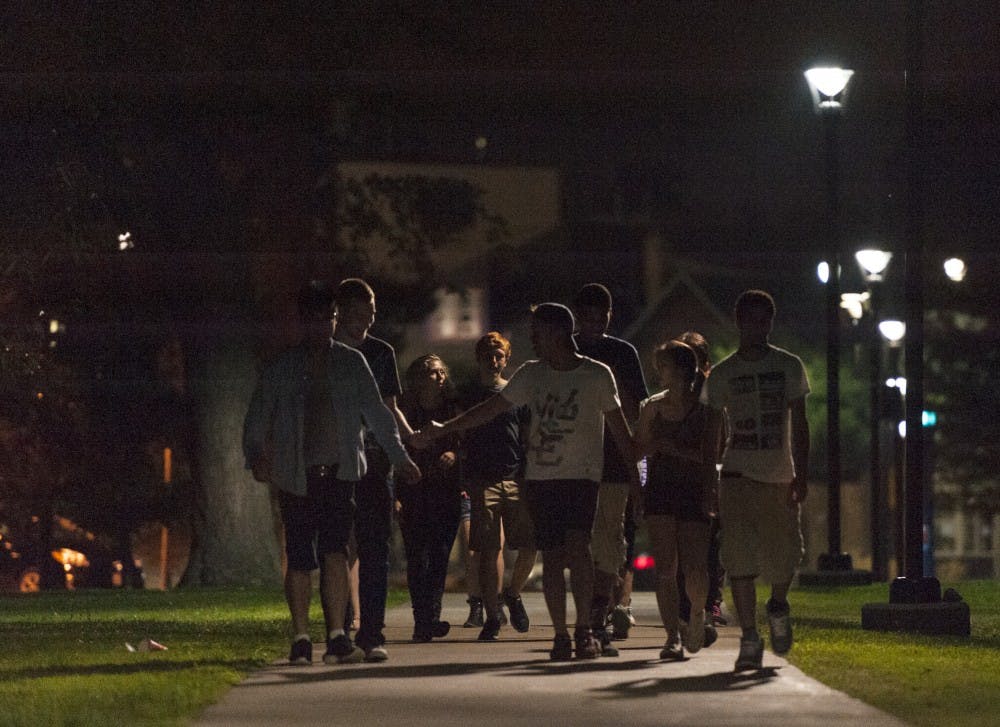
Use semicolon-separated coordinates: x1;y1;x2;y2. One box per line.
196;591;909;726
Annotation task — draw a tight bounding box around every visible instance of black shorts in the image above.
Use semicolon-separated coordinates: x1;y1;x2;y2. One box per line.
278;468;355;571
524;479;599;551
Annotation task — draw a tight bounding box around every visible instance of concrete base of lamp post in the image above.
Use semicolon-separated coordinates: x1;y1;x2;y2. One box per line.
798;552;874;586
861;577;971;636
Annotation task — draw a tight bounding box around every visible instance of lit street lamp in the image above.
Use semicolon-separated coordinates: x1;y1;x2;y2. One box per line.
856;248;892;580
806;65;854;573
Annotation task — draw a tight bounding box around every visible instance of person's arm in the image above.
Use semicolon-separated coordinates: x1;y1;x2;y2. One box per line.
356;360;421;483
633;399;657;459
409;393;512;449
243;368;276;483
383;394;414;437
789;395;809;505
701;406;724;516
606;405;642;517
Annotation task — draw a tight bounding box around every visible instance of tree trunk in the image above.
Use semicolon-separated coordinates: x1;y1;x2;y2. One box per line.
181;331;282;586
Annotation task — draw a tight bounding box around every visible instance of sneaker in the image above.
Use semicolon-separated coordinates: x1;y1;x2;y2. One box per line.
734;633;764;672
503;591;530;632
660;634;684;660
288;637;312;665
703;623;718;649
710;602;727;626
594;627;619;657
464;597;484;628
682;608;706;654
496;599;508;626
766;599;793;655
478;617;501;641
363;645;388;663
323;634;364;665
550;633;573;661
610;605;633;640
431;620;451;638
573;627;599;659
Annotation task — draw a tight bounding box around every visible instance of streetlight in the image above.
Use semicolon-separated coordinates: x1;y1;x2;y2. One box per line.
806;65;854;573
943;257;967;282
857;248;893;580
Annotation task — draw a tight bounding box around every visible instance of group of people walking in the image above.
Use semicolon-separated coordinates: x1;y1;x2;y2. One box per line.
244;278;810;673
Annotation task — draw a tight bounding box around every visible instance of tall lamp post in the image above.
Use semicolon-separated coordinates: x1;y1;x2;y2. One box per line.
856;249;893;580
805;66;854;572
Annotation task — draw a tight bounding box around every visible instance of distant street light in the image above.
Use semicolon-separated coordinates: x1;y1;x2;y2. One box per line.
856;248;893;580
806;64;855;572
943;257;967;282
879;319;906;343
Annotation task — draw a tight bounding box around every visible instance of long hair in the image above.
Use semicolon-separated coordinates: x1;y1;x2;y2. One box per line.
401;354;457;414
675;330;711;397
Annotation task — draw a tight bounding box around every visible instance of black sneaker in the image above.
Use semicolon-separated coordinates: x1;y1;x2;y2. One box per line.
431;620;451;638
503;591;530;632
550;633;573;661
323;634;364;665
477;617;501;641
288;638;312;665
463;597;484;627
594;627;619;657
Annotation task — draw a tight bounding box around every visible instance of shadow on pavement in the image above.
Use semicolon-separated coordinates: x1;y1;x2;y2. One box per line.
589;667;782;698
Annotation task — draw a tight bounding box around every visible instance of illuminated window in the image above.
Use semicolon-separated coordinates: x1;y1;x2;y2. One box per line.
425;288;486;342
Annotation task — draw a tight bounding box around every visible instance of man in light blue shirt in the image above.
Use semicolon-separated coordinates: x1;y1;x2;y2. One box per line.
243;281;420;666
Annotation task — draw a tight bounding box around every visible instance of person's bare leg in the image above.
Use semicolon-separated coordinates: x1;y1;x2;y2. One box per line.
678;521;711;621
319;551;350;636
648;515;680;637
542;548;569;634
507;548;537;595
566;529;595;632
286;569;313;637
349;558;361;629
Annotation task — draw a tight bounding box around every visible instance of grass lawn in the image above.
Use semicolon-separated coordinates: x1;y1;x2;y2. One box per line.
785;579;1000;727
1;581;997;726
0;585;408;727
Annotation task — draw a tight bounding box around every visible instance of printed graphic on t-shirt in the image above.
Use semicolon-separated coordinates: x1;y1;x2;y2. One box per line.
728;371;786;451
532;388;580;467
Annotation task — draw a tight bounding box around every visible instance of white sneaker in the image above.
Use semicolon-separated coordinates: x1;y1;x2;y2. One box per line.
364;645;388;663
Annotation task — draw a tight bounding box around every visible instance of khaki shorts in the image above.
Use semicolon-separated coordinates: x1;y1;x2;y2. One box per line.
591;480;629;574
469;479;535;552
719;476;803;584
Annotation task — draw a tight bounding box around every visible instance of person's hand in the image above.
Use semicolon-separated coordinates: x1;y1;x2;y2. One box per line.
438;451;457;469
409;421;444;450
250;456;272;484
788;476;808;507
397;458;422;484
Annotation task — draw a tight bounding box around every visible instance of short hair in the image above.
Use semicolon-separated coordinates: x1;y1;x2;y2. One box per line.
297;280;335;317
336;278;375;307
653;339;700;389
676;330;711;375
734;289;776;320
572;283;613;313
475;331;511;361
530;302;576;341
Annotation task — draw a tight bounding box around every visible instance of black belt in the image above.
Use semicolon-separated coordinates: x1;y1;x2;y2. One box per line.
307;464;339;479
720;471;743;479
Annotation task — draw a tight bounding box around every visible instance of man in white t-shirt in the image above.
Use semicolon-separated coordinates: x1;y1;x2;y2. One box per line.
411;303;637;661
701;289;810;672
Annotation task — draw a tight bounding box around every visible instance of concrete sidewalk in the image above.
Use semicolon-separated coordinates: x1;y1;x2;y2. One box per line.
196;591;909;726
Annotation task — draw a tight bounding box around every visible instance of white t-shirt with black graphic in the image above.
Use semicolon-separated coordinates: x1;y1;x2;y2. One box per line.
702;345;810;484
502;357;621;482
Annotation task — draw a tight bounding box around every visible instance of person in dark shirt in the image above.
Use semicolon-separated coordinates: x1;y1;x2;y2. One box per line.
333;278;413;662
461;332;536;641
398;354;463;642
572;283;648;654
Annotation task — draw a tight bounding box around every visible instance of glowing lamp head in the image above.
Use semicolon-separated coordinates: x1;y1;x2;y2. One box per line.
805;67;854;112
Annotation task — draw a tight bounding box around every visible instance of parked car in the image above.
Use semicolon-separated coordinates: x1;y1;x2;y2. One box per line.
0;517;131;592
